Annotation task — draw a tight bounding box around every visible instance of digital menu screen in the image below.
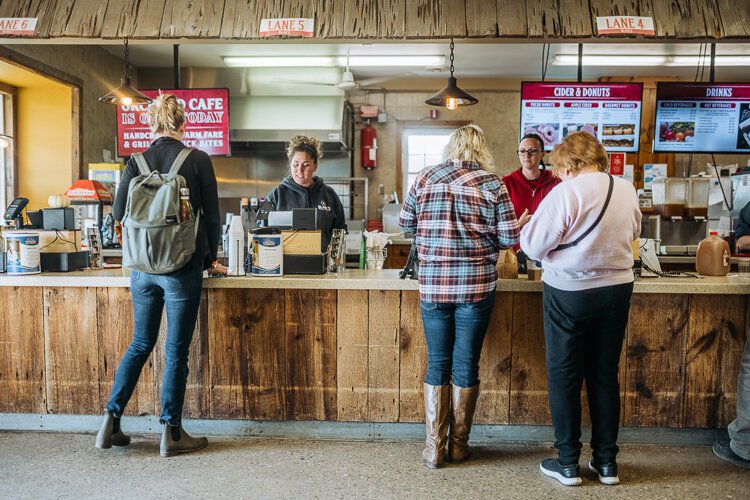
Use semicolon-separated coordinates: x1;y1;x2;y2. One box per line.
116;88;230;157
654;82;750;154
520;82;644;152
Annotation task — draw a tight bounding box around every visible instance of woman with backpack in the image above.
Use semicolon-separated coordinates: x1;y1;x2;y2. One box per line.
95;93;225;457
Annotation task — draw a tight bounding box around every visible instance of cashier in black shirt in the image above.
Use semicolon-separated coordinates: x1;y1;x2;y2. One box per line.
737;201;750;253
265;135;347;251
113;115;225;274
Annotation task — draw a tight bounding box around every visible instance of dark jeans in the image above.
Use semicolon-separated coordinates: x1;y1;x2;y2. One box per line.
420;293;496;388
543;282;633;465
106;262;203;425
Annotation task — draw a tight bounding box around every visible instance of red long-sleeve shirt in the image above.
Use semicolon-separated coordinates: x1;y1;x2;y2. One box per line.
502;168;561;219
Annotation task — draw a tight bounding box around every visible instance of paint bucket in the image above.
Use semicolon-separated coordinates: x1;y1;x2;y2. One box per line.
5;232;41;275
251;234;283;276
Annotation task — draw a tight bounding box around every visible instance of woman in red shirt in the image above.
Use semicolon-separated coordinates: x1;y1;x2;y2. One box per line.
503;133;561;229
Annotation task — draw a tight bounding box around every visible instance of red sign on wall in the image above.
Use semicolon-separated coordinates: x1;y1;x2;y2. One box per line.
116;88;230;157
609;152;626;176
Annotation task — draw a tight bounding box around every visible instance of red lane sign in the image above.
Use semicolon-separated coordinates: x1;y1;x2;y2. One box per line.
116;88;230;157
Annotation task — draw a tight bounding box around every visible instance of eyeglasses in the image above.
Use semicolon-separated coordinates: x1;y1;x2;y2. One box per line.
517;149;542;156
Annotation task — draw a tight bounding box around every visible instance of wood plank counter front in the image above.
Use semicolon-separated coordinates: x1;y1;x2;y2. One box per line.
0;270;748;429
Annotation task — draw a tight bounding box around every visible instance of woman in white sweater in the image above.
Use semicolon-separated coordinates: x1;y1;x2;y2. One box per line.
521;132;641;487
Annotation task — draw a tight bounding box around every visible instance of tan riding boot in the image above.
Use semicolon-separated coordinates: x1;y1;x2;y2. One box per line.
448;384;479;463
422;383;450;469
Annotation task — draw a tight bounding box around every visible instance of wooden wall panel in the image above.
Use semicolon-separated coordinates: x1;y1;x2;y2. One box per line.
0;287;46;413
160;0;224;38
368;290;401;421
475;292;513;424
101;0;168;39
509;292;548;424
337;290;370;421
683;295;747;428
47;0;76;37
588;0;639;18
496;0;528;37
44;287;100;414
466;0;497;37
525;0;560;38
96;287;156;417
717;0;750;38
398;291;426;422
645;0;723;39
624;294;689;427
59;0;109;37
378;0;406;38
284;289;337;420
0;0;57;38
209;288;286;420
405;0;467;38
559;0;593;38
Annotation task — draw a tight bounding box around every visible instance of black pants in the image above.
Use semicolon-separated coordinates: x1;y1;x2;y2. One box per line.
543;281;633;465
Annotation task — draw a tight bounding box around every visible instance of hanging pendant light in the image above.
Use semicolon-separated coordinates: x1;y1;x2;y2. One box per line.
425;39;478;110
99;38;152;107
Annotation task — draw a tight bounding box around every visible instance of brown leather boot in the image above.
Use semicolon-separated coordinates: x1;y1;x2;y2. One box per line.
448;384;479;463
422;383;450;469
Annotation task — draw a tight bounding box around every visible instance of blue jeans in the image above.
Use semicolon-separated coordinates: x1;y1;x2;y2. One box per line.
420;293;496;388
106;262;203;425
729;329;750;460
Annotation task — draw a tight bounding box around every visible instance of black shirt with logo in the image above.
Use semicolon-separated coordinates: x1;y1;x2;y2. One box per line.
266;176;347;251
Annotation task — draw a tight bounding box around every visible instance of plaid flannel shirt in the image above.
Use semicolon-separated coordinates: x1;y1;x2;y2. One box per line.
400;160;520;303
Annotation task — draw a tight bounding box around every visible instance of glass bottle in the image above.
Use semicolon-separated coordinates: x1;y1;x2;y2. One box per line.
180;188;193;222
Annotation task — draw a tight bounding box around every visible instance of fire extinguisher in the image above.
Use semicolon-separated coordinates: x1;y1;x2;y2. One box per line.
361;123;377;170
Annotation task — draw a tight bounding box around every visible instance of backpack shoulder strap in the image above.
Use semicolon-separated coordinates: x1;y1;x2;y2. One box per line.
168;148;193;176
132;153;151;176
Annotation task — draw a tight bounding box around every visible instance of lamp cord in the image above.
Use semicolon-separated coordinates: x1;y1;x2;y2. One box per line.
123;38;130;79
449;39;455;78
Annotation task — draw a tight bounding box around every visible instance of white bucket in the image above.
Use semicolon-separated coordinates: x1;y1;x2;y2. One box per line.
5;232;41;275
251;234;283;276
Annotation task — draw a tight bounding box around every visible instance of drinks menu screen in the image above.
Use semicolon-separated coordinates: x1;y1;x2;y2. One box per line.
520;82;644;152
654;82;750;154
116;88;230;157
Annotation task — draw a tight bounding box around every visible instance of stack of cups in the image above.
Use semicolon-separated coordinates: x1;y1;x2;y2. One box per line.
227;215;246;276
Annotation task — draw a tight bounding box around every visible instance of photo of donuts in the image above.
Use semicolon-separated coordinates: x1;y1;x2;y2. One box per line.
523;123;560;148
602;124;636;136
602;138;635;147
564;123;597;138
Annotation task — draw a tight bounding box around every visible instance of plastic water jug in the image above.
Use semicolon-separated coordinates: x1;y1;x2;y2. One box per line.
695;232;730;276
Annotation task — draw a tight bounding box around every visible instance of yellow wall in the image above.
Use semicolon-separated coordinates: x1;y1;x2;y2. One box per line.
16;85;72;211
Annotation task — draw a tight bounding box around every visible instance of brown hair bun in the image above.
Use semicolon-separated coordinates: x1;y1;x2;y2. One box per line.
286;135;323;162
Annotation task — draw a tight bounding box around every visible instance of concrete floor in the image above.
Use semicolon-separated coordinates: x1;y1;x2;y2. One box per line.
0;431;748;499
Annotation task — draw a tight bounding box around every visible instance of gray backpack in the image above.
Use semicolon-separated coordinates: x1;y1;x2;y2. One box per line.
121;148;200;274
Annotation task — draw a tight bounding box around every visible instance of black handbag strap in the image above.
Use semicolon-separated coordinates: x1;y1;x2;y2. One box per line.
551;174;614;252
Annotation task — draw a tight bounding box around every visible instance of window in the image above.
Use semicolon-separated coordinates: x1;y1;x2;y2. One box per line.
0;84;15;212
402;128;454;194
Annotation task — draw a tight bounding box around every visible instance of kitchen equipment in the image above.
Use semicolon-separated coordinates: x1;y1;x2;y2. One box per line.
5;232;40;275
652;177;687;217
685;177;710;218
42;208;75;230
642;215;708;255
284;253;326;274
40;251;89;272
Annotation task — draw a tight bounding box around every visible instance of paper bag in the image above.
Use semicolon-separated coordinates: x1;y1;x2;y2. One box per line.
497;248;518;279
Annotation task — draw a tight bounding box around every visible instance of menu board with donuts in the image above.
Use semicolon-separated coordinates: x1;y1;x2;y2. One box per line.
520;82;644;152
654;82;750;154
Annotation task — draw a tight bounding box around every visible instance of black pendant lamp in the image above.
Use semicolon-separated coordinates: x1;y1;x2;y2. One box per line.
99;38;152;106
425;39;478;110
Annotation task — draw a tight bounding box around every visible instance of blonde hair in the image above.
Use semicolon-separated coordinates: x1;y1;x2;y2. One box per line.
549;131;609;175
442;124;494;170
148;93;185;136
287;135;323;163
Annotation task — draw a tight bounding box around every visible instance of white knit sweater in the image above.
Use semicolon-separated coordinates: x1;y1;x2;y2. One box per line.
520;172;641;291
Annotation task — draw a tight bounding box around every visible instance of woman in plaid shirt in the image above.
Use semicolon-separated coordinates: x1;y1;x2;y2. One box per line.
400;124;519;468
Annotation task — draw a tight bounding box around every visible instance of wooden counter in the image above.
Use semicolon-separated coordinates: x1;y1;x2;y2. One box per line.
0;270;747;429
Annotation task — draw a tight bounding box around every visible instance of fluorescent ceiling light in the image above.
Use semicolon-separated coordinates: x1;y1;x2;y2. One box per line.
553;55;668;66
223;55;445;68
553;54;750;67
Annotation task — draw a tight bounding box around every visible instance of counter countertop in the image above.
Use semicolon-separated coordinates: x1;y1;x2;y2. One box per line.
0;269;748;294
